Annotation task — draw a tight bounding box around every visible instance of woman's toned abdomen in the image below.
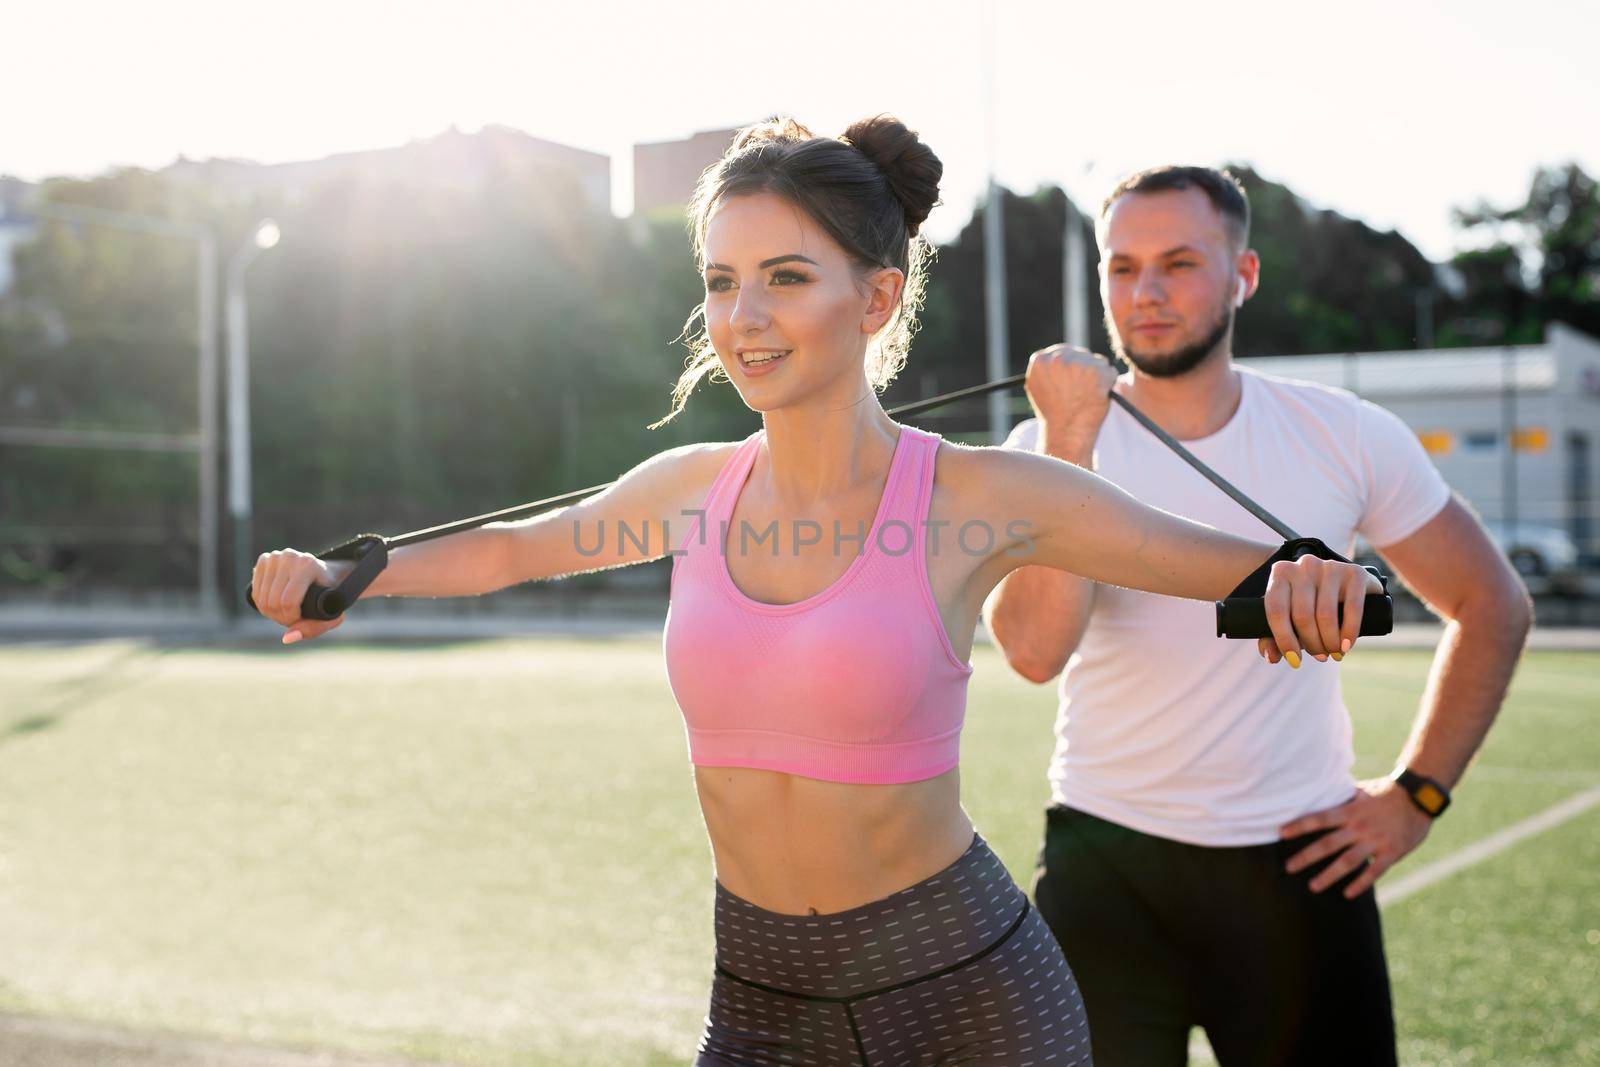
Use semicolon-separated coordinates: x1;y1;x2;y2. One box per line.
694;765;973;915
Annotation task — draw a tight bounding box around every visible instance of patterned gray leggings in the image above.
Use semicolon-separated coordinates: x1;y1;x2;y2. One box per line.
696;834;1092;1066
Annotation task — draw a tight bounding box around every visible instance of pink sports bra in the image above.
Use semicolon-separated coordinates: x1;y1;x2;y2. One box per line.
663;425;974;785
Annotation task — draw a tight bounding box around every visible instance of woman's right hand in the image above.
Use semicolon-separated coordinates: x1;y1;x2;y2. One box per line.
251;549;354;644
1256;555;1383;666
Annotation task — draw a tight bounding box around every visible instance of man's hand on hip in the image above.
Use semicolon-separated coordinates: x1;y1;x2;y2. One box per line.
1278;778;1434;899
1024;344;1119;461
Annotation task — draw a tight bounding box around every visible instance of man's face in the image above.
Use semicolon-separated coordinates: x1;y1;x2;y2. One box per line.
1097;187;1256;378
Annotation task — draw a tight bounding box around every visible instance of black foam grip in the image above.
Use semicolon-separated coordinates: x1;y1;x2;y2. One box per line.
245;580;347;620
243;534;387;622
1213;537;1395;641
1215;592;1394;639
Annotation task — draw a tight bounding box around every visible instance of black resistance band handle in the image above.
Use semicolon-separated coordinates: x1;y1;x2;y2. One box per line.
1216;591;1394;640
244;533;389;622
1215;537;1394;640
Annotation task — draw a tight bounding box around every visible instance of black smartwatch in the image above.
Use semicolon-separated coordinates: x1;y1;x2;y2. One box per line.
1392;767;1451;818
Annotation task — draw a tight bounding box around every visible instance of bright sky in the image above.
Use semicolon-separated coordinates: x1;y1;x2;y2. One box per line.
8;0;1596;261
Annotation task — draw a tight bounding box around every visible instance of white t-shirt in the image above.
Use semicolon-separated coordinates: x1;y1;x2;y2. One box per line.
1003;366;1450;846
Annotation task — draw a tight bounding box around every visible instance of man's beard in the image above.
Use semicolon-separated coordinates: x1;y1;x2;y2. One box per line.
1109;299;1234;379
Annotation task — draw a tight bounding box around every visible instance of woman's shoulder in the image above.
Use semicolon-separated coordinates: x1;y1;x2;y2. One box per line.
922;433;1081;526
630;438;748;508
634;437;745;480
926;434;1036;489
565;439;750;541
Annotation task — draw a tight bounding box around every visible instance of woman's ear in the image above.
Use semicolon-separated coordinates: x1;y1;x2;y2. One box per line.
861;268;905;334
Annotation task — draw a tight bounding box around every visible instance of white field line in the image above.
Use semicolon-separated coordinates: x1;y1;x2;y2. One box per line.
1378;785;1600;907
1188;788;1600;1066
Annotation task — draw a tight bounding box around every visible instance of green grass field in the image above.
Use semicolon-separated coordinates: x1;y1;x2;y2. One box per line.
1;636;1596;1066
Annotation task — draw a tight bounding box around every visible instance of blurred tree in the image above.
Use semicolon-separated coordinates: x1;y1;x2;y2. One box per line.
1445;162;1600;343
900;185;1110;432
1226;166;1437;355
4;169;216;431
906;167;1438;402
3;142;1586;597
0;169;243;590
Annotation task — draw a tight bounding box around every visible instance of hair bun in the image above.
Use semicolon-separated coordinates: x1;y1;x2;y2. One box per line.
841;115;943;237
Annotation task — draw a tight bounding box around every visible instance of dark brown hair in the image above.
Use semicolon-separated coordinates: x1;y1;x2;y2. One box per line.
653;115;943;427
1099;165;1251;248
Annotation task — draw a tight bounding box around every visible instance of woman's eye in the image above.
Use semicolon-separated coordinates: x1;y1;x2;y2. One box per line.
770;270;808;286
705;276;733;292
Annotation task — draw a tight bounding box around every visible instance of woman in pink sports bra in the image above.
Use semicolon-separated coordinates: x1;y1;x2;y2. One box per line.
253;116;1382;1066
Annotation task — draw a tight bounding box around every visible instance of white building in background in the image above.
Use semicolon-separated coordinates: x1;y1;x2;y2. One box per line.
1238;323;1600;565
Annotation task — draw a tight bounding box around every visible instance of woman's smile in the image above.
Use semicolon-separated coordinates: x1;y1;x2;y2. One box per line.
736;347;792;375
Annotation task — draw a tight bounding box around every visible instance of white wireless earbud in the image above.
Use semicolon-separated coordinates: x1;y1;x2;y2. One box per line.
1233;278;1247;308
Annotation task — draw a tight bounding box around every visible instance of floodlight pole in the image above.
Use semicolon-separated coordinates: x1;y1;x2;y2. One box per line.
1063;195;1089;350
981;2;1009;444
225;220;280;619
199;232;219;619
1503;344;1518;535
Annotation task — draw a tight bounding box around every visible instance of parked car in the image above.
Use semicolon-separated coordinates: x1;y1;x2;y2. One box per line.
1482;523;1581;588
1352;523;1581;594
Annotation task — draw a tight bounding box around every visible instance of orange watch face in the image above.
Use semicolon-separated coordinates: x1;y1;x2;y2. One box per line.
1416;783;1446;814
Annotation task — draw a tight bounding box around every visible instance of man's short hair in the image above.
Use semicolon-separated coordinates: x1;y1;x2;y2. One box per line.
1099;166;1251;248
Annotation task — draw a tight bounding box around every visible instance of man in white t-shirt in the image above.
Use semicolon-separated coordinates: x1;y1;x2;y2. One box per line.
987;166;1532;1065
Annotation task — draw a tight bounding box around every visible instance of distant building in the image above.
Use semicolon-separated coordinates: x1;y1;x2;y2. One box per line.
164;125;612;214
1238;323;1600;559
633;127;739;215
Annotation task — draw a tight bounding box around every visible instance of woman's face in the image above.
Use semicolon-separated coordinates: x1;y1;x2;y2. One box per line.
701;191;900;413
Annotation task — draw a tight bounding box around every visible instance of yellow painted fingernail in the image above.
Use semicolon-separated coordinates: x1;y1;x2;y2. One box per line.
1284;650;1301;669
1331;652;1344;662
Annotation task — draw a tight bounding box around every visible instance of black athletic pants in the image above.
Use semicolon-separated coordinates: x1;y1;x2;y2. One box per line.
1032;805;1397;1067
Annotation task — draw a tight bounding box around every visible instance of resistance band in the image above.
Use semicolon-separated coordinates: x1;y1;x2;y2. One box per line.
247;357;1392;638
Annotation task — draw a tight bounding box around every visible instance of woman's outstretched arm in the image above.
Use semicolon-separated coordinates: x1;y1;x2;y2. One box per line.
966;445;1380;659
252;441;734;641
497;440;734;586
